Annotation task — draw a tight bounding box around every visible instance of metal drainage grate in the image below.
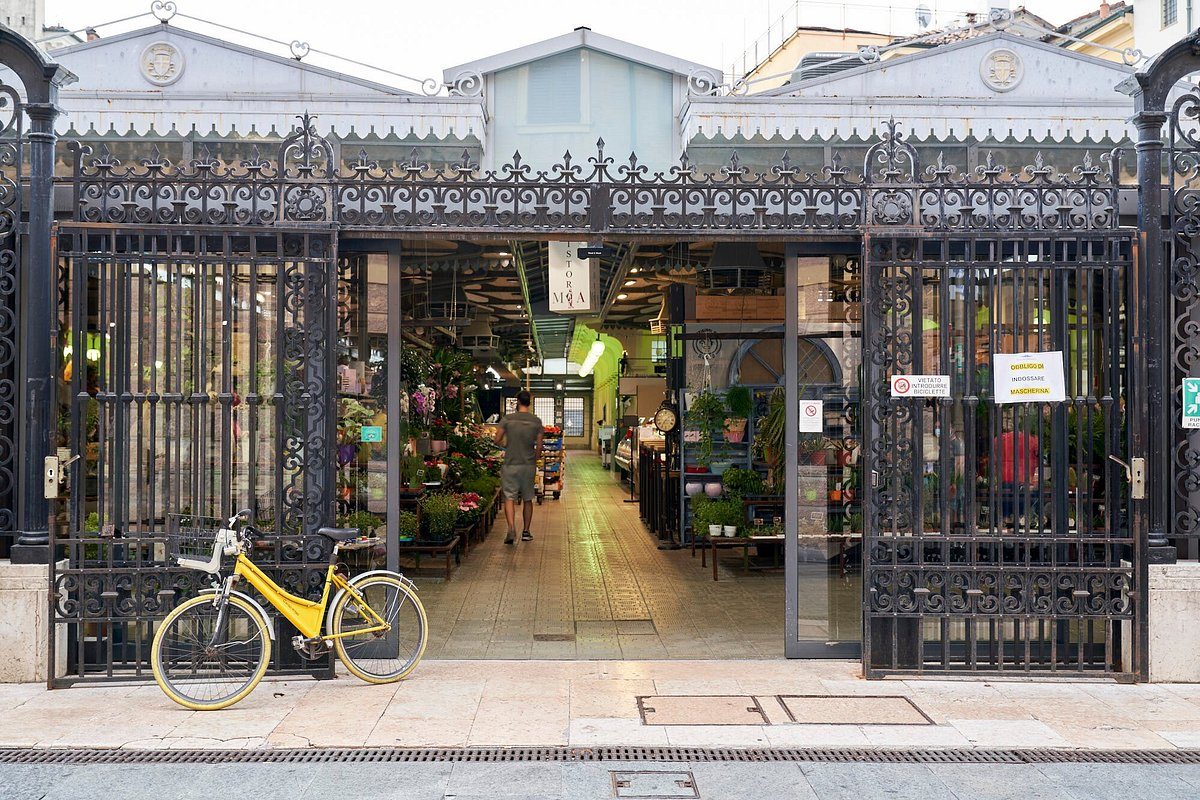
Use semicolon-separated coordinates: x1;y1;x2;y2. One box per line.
7;748;1200;767
3;747;1200;765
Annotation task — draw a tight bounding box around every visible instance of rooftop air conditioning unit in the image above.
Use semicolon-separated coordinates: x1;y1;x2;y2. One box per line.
789;52;858;84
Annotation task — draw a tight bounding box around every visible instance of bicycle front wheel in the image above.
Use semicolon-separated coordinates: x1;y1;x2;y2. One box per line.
331;573;427;683
151;594;271;711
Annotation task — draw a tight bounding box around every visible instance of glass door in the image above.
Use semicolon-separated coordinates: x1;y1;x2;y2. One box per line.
785;245;863;658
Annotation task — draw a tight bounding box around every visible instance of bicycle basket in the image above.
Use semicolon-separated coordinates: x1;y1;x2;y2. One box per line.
166;514;228;572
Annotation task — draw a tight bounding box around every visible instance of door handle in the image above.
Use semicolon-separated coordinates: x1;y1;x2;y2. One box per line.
1109;455;1146;500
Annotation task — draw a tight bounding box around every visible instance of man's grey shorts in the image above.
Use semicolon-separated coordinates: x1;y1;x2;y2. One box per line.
501;464;537;502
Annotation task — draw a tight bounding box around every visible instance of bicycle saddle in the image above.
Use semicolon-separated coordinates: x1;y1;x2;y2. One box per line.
316;526;360;543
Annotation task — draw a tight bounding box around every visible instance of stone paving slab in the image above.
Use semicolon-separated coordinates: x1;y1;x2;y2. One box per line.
9;761;1200;800
8;658;1200;750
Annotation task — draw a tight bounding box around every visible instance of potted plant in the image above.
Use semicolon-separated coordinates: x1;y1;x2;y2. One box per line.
798;434;828;465
721;466;764;499
753;387;786;489
686;389;727;469
420;492;460;541
336;510;382;536
397;510;419;541
402;455;426;491
716;496;746;537
691;496;723;539
724;385;752;443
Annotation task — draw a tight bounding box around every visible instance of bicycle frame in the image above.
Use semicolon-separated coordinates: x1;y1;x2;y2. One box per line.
231;553;390;642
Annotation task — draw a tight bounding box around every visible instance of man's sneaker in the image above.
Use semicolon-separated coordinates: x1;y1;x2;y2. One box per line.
504;532;516;545
521;531;533;541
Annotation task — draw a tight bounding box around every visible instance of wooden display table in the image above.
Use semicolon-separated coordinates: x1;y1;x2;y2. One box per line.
698;533;785;581
394;535;461;580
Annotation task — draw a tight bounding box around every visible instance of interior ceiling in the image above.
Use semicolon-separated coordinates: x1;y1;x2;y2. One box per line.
397;239;787;362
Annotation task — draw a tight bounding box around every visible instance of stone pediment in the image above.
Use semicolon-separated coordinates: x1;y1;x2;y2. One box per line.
763;31;1131;102
52;24;414;97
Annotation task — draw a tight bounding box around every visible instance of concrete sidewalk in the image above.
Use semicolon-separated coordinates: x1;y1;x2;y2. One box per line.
6;659;1200;751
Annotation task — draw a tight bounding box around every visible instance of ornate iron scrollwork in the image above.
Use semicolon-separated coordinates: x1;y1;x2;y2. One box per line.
67;117;1119;236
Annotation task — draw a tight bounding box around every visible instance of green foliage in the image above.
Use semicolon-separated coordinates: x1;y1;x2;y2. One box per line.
420;492;460;540
686;389;727;467
798;434;828;455
753;387;786;489
83;511;99;533
462;475;500;501
725;385;752;420
402;455;426;487
1067;405;1110;465
337;397;376;445
397;510;419;539
692;495;746;531
721;467;764;498
444;453;483;486
337;510;382;534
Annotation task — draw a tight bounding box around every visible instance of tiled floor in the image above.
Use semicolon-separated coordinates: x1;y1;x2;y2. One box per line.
417;454;786;660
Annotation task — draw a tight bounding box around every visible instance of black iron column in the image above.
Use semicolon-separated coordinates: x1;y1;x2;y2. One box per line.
11;101;60;565
1134;110;1176;565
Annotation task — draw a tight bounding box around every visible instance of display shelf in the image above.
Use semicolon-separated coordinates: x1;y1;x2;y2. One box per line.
536;426;565;503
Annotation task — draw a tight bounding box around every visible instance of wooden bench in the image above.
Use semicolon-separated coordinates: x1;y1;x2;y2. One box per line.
394;535;461;580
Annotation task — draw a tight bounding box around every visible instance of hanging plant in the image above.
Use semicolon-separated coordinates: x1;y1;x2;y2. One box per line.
686;389;727;468
724;385;752;442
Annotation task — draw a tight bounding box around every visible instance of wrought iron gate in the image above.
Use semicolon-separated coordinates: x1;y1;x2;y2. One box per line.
861;231;1137;676
51;225;339;683
47;109;1149;680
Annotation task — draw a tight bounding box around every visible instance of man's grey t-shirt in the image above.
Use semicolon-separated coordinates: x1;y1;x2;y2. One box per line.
499;411;543;467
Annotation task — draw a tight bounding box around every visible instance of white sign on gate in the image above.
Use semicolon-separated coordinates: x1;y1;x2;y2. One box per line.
993;352;1067;404
889;374;951;398
547;241;595;312
798;400;823;432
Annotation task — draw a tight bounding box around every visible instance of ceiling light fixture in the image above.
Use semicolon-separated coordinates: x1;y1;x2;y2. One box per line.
578;335;606;377
624;279;636;287
616;293;628;300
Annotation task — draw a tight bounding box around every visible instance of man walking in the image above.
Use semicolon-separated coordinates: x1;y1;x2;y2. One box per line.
494;390;543;544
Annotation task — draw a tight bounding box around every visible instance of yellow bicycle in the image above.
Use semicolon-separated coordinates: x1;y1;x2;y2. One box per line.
151;510;428;710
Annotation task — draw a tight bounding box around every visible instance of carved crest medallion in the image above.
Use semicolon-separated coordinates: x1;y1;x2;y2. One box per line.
140;41;184;87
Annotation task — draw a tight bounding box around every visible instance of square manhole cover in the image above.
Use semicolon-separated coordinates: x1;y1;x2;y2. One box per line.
611;770;698;799
777;695;933;725
637;695;768;726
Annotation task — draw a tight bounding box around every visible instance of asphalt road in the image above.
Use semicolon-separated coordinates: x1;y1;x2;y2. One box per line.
4;760;1200;800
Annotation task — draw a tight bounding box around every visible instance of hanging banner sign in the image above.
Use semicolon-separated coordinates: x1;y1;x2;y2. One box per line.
798;400;824;432
1183;378;1200;429
890;374;951;398
993;352;1067;404
548;241;596;313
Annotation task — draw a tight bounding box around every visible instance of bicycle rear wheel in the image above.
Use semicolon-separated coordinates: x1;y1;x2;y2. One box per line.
331;573;427;683
151;594;271;710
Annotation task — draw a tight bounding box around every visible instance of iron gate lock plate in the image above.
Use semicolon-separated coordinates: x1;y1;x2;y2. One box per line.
43;456;58;499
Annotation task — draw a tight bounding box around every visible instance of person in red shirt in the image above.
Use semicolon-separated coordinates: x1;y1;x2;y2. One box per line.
995;417;1040;524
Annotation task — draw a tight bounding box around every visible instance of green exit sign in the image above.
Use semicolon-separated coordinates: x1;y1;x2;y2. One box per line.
360;425;383;443
1184;379;1200;430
